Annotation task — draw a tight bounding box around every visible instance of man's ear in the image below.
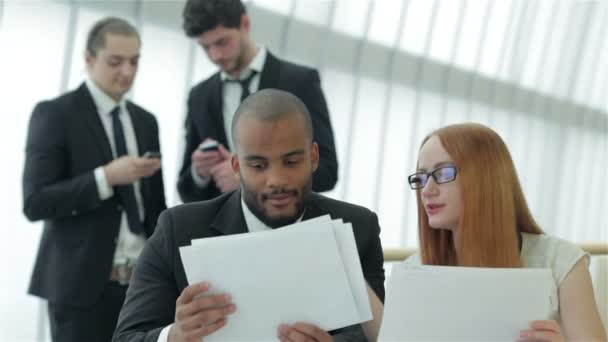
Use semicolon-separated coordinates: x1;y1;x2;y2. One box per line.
231;154;240;174
85;50;94;70
240;14;251;32
311;142;319;173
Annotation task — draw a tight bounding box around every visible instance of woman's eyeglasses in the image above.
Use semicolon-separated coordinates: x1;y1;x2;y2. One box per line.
408;165;457;190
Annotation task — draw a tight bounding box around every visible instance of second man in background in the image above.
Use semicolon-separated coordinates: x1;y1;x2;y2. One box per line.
177;0;338;203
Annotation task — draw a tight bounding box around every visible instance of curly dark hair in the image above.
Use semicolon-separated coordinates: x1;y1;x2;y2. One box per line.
182;0;246;37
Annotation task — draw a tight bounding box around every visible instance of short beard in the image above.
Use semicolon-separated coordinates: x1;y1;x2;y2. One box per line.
226;36;249;75
241;178;312;229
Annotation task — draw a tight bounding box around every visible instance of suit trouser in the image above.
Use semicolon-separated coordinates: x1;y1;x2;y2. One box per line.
47;281;128;342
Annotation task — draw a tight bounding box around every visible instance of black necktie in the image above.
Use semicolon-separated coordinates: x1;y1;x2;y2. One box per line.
110;107;144;235
226;70;258;102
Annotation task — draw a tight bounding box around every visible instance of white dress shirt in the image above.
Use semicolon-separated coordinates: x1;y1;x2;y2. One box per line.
220;46;267;151
85;78;146;266
191;46;267;187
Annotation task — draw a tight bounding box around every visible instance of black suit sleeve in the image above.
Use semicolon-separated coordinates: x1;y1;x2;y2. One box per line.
113;210;180;342
296;70;338;192
362;212;385;302
22;102;102;221
177;92;221;203
331;324;369;341
144;117;168;231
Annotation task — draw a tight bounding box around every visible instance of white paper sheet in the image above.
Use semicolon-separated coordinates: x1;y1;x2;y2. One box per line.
331;220;372;323
379;264;554;341
179;215;371;341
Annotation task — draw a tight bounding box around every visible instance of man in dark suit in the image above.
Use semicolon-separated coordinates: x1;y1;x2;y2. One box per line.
177;0;338;203
114;89;384;342
22;17;166;341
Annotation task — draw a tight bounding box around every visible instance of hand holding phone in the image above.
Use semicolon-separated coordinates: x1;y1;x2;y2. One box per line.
199;140;219;152
193;140;222;178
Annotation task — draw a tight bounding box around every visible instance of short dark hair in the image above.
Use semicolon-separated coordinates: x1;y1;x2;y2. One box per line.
231;89;314;148
182;0;246;37
86;17;139;56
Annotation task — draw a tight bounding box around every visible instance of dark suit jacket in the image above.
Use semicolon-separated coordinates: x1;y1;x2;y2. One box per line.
113;190;385;342
177;52;338;203
22;83;167;307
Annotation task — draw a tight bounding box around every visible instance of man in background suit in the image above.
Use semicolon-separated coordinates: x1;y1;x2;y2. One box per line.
113;89;384;342
177;0;338;203
22;17;166;341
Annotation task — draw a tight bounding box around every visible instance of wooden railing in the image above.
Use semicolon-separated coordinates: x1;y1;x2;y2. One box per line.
383;243;608;262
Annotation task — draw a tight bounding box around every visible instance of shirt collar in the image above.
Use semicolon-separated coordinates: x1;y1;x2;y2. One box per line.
220;45;267;81
85;78;127;116
240;193;304;233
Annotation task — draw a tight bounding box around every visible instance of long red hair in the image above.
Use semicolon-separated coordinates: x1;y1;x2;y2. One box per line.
417;123;543;267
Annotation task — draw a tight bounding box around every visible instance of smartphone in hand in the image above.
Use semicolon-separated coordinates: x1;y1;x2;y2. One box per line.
199;140;219;152
143;151;162;159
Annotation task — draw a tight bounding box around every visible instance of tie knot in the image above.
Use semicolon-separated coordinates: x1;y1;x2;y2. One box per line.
226;70;257;88
110;106;120;118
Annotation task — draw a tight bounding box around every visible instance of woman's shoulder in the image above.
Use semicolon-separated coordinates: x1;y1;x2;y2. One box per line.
521;232;583;258
521;232;589;285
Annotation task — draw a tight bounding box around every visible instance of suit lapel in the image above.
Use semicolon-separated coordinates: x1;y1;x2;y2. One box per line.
302;193;329;221
76;84;113;162
210;190;248;236
258;51;280;91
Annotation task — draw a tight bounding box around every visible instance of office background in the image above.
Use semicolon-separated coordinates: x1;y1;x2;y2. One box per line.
1;0;606;340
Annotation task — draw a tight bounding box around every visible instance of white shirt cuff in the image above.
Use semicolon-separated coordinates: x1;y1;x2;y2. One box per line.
157;324;172;342
94;167;114;200
191;164;211;188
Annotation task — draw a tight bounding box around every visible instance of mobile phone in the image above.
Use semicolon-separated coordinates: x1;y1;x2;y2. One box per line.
143;151;162;159
199;141;219;152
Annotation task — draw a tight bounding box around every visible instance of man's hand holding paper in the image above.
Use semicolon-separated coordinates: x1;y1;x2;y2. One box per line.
168;282;235;342
178;215;371;341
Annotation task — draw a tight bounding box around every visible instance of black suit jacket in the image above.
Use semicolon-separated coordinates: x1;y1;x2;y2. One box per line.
22;83;167;307
177;52;338;203
113;190;385;342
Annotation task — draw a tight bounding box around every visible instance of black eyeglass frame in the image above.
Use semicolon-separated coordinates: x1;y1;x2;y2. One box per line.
408;165;458;190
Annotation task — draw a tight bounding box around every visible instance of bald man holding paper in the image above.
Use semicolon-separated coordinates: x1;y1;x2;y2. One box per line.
113;90;385;342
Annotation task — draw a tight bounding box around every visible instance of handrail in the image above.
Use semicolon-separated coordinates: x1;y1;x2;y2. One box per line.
383;243;608;262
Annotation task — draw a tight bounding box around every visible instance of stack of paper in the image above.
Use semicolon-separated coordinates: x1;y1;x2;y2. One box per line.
379;264;555;341
179;215;372;341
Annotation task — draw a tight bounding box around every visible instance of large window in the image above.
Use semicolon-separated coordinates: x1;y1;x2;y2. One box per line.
1;0;606;339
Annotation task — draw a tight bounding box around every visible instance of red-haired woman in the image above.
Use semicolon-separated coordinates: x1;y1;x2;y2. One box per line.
404;123;606;341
